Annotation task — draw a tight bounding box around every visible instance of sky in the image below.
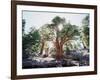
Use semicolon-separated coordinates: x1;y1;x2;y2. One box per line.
22;10;88;33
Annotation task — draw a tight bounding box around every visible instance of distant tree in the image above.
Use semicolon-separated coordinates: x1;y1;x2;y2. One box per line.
39;24;54;55
81;15;89;48
22;28;41;59
22;19;26;36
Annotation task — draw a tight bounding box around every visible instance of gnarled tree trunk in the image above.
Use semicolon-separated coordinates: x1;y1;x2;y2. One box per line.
54;37;63;60
56;45;63;60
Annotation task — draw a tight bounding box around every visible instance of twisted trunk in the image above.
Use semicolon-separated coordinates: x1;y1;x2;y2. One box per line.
56;44;63;60
54;37;63;60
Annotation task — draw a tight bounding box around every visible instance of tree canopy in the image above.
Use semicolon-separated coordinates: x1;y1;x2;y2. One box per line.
22;15;89;60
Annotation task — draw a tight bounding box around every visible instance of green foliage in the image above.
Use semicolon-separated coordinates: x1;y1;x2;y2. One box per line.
39;24;55;41
82;15;89;27
81;15;89;48
61;23;79;39
22;28;41;58
64;40;79;52
48;16;79;41
52;16;65;25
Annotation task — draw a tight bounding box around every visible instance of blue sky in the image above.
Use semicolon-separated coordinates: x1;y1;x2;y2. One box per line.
22;10;88;33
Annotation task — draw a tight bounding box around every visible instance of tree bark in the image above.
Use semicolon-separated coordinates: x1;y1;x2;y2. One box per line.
82;41;86;49
40;41;45;55
56;45;63;60
54;38;63;60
